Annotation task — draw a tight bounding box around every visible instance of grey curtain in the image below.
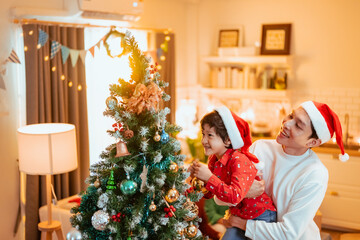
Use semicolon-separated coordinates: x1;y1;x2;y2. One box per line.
22;24;89;240
155;33;176;123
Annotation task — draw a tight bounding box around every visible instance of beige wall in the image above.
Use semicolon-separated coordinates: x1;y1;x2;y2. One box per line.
197;0;360;90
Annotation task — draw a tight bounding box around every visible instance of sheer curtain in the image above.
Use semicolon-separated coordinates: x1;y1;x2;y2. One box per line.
22;24;89;240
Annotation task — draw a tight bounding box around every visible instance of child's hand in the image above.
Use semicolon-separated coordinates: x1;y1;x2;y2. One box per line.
193;162;213;182
187;159;198;177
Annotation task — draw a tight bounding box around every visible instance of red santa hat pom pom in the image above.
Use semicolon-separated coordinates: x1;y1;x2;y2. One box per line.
255;161;265;171
339;153;349;162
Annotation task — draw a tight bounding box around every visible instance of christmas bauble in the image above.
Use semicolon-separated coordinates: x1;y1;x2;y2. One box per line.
169;161;179;173
106;96;118;108
183;199;199;221
91;210;109;231
160;129;169;143
66;228;82;240
94;178;101;188
176;226;184;235
120;179;138;195
191;177;209;194
165;188;179;203
185;224;198;238
153;132;161;142
149;201;157;211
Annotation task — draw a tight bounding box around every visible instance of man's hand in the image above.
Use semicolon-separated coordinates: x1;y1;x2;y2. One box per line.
245;179;265;198
228;214;247;231
192;161;213;182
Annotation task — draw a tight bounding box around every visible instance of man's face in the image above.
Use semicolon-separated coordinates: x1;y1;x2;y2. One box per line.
276;107;316;155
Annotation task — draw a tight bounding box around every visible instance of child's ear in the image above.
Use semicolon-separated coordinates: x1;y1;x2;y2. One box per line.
225;138;231;147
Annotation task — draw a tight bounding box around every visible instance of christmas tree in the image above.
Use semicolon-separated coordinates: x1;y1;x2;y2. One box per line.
70;31;205;240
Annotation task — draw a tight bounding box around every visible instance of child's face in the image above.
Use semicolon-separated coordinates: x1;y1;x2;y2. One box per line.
201;123;230;159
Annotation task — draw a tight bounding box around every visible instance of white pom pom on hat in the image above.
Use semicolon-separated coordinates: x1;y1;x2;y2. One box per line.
301;101;349;162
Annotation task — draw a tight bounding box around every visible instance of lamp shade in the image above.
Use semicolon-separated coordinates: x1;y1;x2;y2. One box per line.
17;123;78;175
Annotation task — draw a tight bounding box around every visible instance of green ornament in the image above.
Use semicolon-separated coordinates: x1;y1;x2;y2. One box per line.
127;237;131;240
120;179;138;195
106;170;117;192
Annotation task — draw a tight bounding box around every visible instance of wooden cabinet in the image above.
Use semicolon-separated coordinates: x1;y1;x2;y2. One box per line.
317;153;360;230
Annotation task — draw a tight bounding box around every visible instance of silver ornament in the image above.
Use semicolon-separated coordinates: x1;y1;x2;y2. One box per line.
66;228;82;240
91;210;109;231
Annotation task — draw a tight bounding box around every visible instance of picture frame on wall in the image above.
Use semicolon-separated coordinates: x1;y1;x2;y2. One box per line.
260;23;291;55
218;29;242;48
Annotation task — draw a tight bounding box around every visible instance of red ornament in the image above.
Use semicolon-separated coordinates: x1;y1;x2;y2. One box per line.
111;212;124;222
112;123;123;132
164;204;176;218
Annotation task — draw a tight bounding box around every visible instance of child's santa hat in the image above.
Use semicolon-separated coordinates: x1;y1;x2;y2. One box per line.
301;101;349;162
215;106;263;168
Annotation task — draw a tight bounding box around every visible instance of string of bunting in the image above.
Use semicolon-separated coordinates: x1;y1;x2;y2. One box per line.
0;27;172;91
31;28;106;67
0;49;21;90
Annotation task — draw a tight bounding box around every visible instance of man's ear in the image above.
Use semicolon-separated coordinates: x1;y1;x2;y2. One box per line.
306;138;322;148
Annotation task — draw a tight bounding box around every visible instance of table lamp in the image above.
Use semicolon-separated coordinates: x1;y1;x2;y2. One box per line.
17;123;78;240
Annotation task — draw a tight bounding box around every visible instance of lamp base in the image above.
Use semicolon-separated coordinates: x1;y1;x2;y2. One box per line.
38;220;64;240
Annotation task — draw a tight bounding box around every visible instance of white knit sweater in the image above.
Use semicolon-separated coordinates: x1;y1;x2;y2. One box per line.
245;140;328;240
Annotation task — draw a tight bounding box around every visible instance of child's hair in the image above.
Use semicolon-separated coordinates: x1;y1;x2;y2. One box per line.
200;111;232;149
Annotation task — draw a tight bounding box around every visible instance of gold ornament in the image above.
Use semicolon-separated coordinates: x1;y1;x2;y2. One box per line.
149;201;157;211
169;161;179;173
183;198;199;221
191;177;209;194
176;226;184;236
106;96;118;108
153;132;161;142
185;224;198;238
165;188;179;203
94;177;101;188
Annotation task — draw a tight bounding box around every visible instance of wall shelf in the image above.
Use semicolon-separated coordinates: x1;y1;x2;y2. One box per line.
202;55;292;68
200;88;289;102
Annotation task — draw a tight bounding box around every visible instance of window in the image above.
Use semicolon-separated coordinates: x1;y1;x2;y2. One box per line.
85;28;148;165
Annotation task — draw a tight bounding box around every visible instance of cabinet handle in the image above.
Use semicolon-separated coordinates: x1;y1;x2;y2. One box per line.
330;191;339;196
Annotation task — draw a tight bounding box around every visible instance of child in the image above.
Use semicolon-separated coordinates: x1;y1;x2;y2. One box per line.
189;106;276;240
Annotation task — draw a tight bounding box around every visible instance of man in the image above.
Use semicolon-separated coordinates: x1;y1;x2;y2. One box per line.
224;101;349;239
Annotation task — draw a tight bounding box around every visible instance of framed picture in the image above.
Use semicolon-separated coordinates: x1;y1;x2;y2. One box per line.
260;24;291;55
218;29;240;48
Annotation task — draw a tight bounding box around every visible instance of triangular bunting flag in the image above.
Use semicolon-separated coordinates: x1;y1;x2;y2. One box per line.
69;49;80;67
50;41;61;59
7;49;21;64
96;41;101;49
89;46;95;57
61;46;70;64
38;29;49;47
0;74;5;90
79;50;87;64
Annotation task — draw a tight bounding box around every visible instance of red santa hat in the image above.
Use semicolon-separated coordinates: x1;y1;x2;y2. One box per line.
301;101;349;162
215;106;261;166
